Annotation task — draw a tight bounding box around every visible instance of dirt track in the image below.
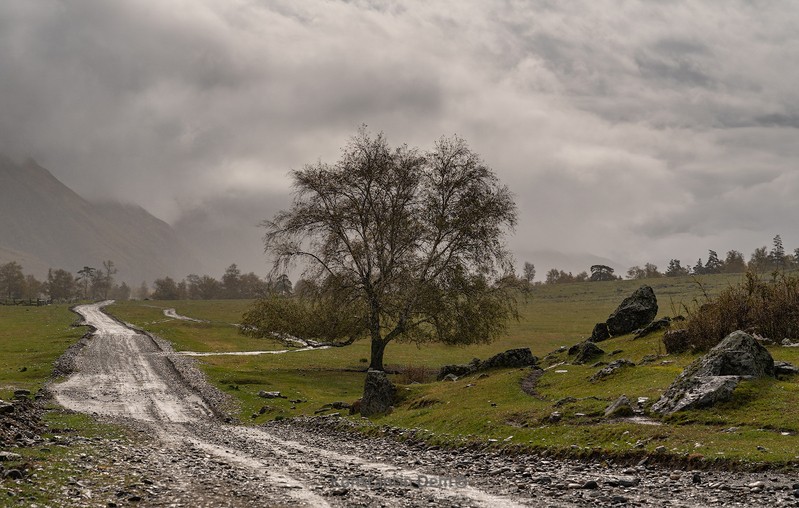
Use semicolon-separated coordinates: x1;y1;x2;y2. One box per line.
49;302;799;507
51;302;531;507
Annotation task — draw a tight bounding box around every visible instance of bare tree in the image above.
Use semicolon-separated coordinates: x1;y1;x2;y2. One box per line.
253;129;518;370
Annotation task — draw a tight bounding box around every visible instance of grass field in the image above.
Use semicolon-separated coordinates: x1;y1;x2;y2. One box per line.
0;303;138;504
0;303;85;399
104;272;799;466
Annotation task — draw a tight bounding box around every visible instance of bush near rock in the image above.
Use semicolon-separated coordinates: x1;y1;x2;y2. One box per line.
606;286;658;337
662;329;691;354
436;348;538;381
652;330;775;414
361;370;396;417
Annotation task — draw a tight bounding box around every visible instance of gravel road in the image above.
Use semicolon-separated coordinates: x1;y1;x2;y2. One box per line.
48;302;799;507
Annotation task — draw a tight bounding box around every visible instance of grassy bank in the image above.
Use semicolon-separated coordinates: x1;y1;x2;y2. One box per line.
105;272;799;466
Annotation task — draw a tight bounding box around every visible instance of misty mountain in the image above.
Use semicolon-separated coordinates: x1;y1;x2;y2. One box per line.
0;156;204;284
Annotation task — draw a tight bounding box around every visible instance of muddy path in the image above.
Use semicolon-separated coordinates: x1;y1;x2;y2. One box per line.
50;302;532;507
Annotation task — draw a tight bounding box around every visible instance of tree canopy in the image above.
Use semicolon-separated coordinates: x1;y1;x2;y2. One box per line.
248;129;518;370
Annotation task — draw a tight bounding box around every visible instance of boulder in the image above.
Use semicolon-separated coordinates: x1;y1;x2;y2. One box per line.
634;317;671;339
591;359;635;382
570;341;605;365
652;331;775;414
606;286;658;336
481;348;538;370
437;359;480;381
361;370;396;417
589;322;610;342
437;349;537;381
652;376;741;414
605;395;635;417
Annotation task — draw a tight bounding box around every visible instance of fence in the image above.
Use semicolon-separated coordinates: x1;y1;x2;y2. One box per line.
0;298;52;306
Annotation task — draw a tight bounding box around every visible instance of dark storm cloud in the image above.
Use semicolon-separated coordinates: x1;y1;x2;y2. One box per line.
1;0;799;275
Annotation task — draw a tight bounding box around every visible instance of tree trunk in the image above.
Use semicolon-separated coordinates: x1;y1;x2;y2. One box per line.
369;338;387;371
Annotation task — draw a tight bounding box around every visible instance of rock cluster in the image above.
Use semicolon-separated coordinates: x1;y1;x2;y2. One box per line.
437;348;538;381
652;330;775;414
0;396;45;448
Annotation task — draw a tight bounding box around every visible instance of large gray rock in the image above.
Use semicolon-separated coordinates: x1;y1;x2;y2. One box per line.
361;370;396;417
606;286;658;336
652;330;775;414
653;376;741;414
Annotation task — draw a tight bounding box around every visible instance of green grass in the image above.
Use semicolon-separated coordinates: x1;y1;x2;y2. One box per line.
106;273;799;467
0;303;86;398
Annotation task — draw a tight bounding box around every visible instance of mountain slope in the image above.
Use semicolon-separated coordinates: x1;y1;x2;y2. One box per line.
0;156;204;284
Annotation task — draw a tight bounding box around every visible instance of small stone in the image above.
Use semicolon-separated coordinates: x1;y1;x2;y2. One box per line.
610;495;629;504
605;476;640;487
257;391;285;399
3;469;23;480
582;480;599;489
0;451;22;461
692;472;701;484
548;411;562;423
604;395;634;417
329;487;348;496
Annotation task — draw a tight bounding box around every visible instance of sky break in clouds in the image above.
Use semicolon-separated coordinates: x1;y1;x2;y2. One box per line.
1;0;798;277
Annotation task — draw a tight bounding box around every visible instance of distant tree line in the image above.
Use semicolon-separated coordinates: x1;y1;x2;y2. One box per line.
530;235;799;285
0;260;129;303
147;264;292;300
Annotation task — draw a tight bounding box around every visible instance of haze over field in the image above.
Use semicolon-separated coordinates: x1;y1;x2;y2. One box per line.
1;1;798;276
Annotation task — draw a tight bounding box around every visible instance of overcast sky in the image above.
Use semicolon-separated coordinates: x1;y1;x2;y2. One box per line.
2;0;798;277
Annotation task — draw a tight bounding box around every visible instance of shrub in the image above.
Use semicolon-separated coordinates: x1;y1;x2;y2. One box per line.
395;364;438;384
679;271;799;351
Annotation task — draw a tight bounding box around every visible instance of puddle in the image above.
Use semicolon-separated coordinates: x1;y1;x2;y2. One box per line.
178;346;331;356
